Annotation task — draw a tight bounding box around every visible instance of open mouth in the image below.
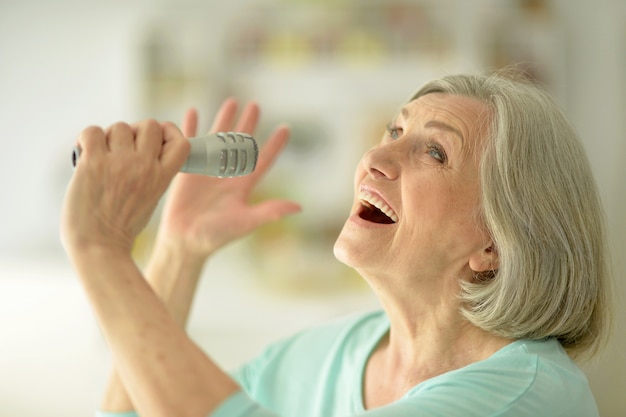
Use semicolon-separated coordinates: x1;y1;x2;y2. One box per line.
358;191;398;224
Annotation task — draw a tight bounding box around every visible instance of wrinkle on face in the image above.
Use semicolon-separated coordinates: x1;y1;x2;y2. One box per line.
335;93;494;293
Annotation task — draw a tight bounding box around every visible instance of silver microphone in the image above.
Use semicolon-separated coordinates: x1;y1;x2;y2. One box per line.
181;132;258;177
71;132;259;178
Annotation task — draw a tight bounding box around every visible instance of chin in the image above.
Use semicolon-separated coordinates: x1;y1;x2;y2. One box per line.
333;238;351;267
333;228;368;270
333;212;394;273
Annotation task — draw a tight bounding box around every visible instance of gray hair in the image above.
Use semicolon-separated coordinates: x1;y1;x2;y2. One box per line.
411;70;611;360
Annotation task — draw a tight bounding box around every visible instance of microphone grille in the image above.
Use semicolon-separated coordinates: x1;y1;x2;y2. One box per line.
182;132;259;177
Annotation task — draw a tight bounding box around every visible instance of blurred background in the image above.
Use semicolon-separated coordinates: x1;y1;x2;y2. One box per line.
0;0;624;415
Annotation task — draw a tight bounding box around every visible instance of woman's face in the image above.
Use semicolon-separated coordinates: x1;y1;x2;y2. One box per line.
334;93;494;287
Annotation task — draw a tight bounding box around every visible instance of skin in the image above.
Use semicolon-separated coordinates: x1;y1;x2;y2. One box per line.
333;93;510;408
61;93;509;416
61;100;301;416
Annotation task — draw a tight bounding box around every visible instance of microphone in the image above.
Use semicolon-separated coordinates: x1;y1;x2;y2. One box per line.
180;132;258;177
71;132;259;177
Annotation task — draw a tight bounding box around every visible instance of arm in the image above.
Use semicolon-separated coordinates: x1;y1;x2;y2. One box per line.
62;102;300;417
67;243;237;417
98;103;230;413
101;118;202;411
99;240;206;412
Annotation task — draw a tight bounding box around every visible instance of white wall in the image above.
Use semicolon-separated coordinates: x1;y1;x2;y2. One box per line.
556;1;626;414
0;2;138;253
0;0;624;415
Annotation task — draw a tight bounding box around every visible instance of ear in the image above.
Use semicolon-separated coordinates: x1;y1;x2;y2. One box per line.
468;242;499;274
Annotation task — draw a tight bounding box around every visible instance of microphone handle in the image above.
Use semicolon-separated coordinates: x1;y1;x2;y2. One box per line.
71;132;259;178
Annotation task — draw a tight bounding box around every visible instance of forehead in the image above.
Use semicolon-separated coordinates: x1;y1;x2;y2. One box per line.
400;93;491;144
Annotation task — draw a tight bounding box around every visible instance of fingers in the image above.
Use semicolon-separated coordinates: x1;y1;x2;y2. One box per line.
105;122;134;153
209;98;239;133
207;98;260;135
75;98;274;179
76;126;107;162
234;101;260;134
181;108;198;138
203;98;286;182
124;119;185;167
133;119;164;158
77;120;176;170
250;125;290;180
160;122;190;174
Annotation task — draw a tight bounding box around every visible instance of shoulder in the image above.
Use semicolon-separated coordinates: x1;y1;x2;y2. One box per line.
233;309;387;387
259;309;387;356
403;338;599;417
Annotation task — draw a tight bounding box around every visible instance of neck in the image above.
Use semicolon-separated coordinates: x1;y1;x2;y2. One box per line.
384;306;510;375
386;281;509;364
362;273;512;409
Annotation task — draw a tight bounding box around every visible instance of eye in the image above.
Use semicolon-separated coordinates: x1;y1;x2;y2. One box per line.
427;143;447;163
386;123;402;140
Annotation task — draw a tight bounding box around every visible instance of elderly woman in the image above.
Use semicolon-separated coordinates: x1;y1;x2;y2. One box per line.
61;71;610;417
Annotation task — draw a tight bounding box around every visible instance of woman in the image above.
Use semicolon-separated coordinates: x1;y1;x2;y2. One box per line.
61;71;610;417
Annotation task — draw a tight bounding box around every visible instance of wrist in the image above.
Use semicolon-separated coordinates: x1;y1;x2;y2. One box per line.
148;236;209;274
65;239;133;269
63;230;134;262
144;238;209;326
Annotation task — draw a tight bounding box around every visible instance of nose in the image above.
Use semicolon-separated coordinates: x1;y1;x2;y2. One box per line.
361;143;401;181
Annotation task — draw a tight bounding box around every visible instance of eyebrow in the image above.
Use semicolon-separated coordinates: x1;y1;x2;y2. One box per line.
424;120;464;144
400;108;465;144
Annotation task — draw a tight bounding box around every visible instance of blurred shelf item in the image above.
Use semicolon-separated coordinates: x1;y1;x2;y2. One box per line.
132;0;570;295
224;0;454;70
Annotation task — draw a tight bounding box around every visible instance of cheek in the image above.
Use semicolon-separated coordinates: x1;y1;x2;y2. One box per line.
353;160;366;188
403;178;480;234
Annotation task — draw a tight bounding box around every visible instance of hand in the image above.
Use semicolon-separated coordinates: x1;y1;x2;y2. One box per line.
156;98;301;257
61;120;190;254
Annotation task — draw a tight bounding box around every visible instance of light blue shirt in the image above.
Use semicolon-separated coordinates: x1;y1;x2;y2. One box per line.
98;310;600;417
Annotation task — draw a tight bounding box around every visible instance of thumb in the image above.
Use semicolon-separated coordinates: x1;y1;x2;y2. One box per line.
160;122;191;176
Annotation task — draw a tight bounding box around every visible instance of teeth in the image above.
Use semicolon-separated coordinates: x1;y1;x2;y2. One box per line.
359;191;399;223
